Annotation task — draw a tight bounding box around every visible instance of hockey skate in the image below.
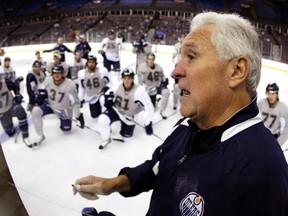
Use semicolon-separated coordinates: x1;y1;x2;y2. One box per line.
23;137;33;148
34;135;45;148
99;138;111;150
160;110;167;119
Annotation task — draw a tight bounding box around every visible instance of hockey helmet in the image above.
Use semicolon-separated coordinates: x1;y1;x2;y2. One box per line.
266;83;279;93
147;53;156;60
108;29;115;36
32;60;41;68
52;64;64;74
79;34;85;39
87;55;97;63
121;68;135;79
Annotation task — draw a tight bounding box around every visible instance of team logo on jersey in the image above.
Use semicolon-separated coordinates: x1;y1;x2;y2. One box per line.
179;192;204;216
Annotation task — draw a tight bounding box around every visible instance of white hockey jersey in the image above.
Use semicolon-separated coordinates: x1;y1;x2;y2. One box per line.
68;58;86;83
40;77;81;118
78;66;111;104
258;98;288;146
112;83;154;126
2;66;16;81
137;62;165;96
101;37;122;62
0;79;14;114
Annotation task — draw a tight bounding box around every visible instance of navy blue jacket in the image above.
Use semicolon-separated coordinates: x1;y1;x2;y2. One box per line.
119;99;288;216
74;41;91;60
43;44;72;62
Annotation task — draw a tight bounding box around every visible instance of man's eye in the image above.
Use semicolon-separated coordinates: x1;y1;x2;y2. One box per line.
187;54;194;60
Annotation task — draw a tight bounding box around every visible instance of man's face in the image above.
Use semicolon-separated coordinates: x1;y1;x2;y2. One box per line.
122;76;133;90
108;34;115;40
172;24;233;128
267;91;278;105
87;60;96;71
75;53;82;62
4;60;10;68
52;71;64;85
36;53;41;59
147;58;155;68
57;37;63;45
78;37;83;42
33;66;41;75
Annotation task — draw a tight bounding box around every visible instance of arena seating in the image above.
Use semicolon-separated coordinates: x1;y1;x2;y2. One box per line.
0;0;287;63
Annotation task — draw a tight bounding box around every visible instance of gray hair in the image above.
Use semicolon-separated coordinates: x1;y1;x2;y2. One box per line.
190;12;261;99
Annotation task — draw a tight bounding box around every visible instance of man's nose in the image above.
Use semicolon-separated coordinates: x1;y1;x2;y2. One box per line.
172;62;185;79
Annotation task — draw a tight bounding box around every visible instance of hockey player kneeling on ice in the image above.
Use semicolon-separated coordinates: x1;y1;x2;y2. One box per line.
98;69;154;149
31;65;85;147
78;55;111;118
0;68;33;148
2;56;17;82
258;83;288;146
26;60;46;112
137;53;170;119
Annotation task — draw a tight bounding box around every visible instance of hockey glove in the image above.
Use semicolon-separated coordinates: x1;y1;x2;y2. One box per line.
14;76;24;88
76;113;85;129
104;91;114;109
145;122;153;135
161;78;169;87
35;89;48;106
98;50;106;58
14;94;23;104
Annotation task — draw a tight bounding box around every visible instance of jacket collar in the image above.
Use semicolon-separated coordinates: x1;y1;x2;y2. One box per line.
186;98;261;152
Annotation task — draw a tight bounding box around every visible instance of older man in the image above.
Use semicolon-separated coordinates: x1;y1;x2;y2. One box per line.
73;12;288;216
43;36;72;62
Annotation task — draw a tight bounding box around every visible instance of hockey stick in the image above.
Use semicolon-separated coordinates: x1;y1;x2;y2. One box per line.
153;111;178;126
52;108;125;143
133;111;179;142
134;111;178;129
133;120;165;142
98;140;110;150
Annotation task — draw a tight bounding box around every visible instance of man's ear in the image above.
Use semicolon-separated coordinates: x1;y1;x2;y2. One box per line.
229;56;249;88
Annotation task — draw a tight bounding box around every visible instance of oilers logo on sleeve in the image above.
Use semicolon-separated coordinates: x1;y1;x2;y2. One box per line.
180;192;204;216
